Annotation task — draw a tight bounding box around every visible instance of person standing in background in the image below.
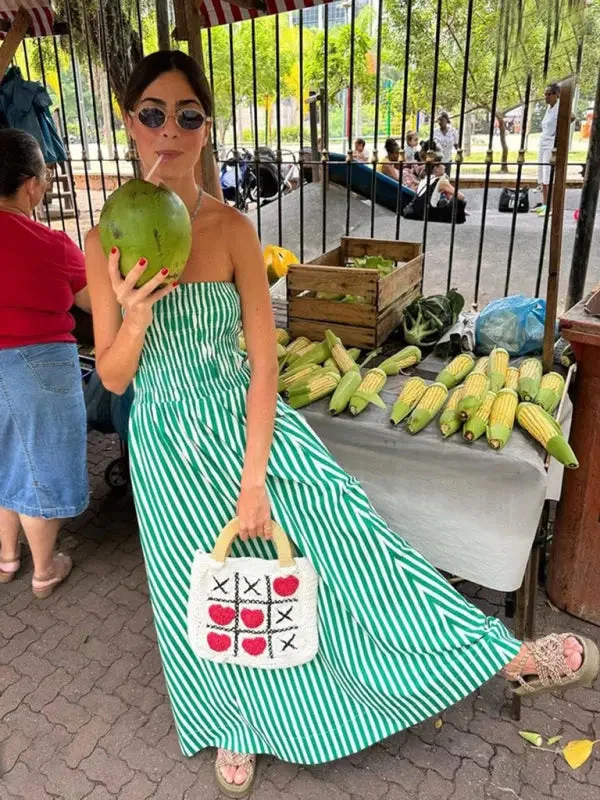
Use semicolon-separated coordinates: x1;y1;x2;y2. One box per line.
534;82;560;216
433;112;458;178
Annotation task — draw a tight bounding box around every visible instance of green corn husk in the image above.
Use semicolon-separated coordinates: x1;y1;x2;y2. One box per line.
286;336;311;355
463;391;496;442
323;358;341;378
534;372;565;414
277;343;287;361
349;390;387;416
378;346;422;376
286;368;327;397
390;377;427;425
288;340;330;370
487;423;512;450
329;370;362;415
348;348;361;362
519;731;543;748
277;363;321;393
545;435;579;469
517;358;543;402
438;388;464;438
287;373;340;409
488;348;510;393
275;329;290;346
406;383;448;434
435;354;475;389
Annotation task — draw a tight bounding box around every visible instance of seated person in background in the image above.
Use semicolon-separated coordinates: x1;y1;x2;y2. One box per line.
405;131;420;162
352;138;370;162
405;155;466;223
378;137;421;191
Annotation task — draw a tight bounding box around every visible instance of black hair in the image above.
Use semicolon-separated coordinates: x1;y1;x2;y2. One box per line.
124;50;213;117
384;137;399;154
438;112;450;123
0;129;45;198
545;82;560;95
355;138;366;147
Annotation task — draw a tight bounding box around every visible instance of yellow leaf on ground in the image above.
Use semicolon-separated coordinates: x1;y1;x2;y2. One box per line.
562;739;596;769
434;719;443;729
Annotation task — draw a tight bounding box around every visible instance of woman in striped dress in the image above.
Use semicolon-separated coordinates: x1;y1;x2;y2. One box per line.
85;51;597;798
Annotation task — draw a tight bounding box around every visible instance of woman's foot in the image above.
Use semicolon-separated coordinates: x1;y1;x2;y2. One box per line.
215;749;256;797
32;553;72;599
0;550;21;583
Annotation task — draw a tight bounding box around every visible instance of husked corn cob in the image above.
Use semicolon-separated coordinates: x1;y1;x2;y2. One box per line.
406;382;448;433
276;329;290;346
457;372;490;420
379;346;422;376
504;366;519;391
516;402;579;468
535;371;565;414
278;363;321;393
349;368;387;416
325;329;360;374
390;377;427;425
288;340;330;370
323;358;341;378
486;388;519;450
518;358;543;402
473;356;489;374
287;371;340;409
329;370;362;415
487;348;510;393
438;387;464;438
238;333;247;351
286;336;311;355
435;353;475;389
463;391;496;442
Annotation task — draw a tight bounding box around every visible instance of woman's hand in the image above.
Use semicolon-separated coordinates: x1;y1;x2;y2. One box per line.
108;247;177;331
236;484;272;542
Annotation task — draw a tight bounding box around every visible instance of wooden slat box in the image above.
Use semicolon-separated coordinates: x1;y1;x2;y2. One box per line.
287;237;423;348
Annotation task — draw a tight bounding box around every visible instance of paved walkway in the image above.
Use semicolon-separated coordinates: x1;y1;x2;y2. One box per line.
1;433;599;800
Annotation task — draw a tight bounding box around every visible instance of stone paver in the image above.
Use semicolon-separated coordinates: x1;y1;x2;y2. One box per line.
1;431;599;799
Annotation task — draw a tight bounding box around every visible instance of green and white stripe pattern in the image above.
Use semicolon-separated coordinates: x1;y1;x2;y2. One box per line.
129;282;521;764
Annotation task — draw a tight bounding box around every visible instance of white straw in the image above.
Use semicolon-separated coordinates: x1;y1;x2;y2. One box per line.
145;154;163;182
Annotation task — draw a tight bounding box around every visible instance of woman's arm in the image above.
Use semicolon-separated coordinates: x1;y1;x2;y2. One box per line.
382;162;400;181
74;286;91;312
230;211;279;541
84;227;177;395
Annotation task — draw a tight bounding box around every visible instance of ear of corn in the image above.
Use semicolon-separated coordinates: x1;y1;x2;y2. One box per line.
276;329;290;346
406;382;448;434
325;329;361;374
535;371;565;414
457;372;490;420
473;356;489;374
518;358;543;402
329;370;363;415
286;336;311;355
238;333;247;351
516;402;579;468
504;366;519;391
439;387;464;438
390;377;427;425
463;391;496;442
287;371;340;409
486;388;519;450
288;340;330;370
323;358;341;378
277;342;287;360
435;353;475;388
379;346;422;376
347;348;361;362
487;348;510;393
278;363;321;393
349;368;387;416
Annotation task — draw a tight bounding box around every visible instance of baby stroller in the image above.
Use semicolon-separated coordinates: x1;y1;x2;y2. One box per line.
220;148;255;211
80;354;134;490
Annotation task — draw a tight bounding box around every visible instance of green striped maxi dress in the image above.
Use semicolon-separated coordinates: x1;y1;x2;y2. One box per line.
128;282;521;764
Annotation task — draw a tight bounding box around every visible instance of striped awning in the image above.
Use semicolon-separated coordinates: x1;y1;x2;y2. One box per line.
199;0;333;28
0;0;54;37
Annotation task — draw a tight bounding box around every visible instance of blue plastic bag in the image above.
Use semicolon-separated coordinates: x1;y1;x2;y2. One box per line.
476;295;548;356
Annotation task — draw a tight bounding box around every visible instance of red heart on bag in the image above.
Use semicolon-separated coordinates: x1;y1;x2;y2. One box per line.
208;604;236;626
207;632;231;652
273;575;299;597
242;637;267;656
241;609;264;629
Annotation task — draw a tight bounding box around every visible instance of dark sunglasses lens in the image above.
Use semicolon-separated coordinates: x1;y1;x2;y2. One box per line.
177;110;205;130
138;107;166;128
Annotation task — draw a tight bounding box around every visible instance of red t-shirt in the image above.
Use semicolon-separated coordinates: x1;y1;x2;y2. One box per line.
0;211;87;350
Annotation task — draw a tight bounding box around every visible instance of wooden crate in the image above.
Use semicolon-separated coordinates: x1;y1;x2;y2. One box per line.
287;237;423;348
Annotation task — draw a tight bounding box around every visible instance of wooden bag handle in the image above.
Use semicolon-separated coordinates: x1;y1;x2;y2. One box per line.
212;518;296;568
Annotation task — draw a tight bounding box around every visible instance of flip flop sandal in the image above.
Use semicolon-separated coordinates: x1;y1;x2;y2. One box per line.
0;556;21;583
508;633;600;697
32;554;73;599
215;750;257;798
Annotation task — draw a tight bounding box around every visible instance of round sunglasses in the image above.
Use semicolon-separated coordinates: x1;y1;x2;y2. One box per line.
132;106;208;131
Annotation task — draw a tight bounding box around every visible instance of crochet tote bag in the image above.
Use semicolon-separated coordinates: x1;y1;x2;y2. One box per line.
187;518;319;669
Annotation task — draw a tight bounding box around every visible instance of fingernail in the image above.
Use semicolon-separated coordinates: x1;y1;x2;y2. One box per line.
140;258;148;267
173;281;180;288
111;247;118;255
161;268;169;275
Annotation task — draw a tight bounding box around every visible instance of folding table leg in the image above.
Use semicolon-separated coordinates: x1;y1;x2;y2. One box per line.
511;554;532;721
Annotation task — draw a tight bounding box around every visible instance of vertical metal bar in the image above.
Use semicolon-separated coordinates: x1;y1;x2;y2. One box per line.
36;38;65;230
99;0;123;188
345;0;357;236
251;20;261;239
370;0;385;238
504;74;532;296
228;24;240;210
81;1;107;202
321;3;329;254
275;14;283;246
474;0;506;308
206;29;219;155
447;0;474;291
543;0;552;81
135;0;145;57
395;0;412;240
299;10;305;262
535;171;555;297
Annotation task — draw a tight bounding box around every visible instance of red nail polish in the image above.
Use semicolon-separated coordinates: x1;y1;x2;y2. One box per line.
111;247;118;255
173;281;180;287
140;258;148;267
161;267;169;275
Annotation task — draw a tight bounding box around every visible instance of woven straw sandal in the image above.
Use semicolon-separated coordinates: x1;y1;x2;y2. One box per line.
0;554;21;583
32;554;72;599
215;750;257;798
507;633;599;697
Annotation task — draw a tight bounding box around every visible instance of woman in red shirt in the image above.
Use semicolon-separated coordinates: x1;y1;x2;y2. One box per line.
0;128;90;598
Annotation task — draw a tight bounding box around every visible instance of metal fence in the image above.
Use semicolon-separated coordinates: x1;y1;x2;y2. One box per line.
8;0;599;309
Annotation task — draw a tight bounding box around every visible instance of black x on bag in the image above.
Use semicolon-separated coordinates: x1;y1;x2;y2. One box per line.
498;187;529;213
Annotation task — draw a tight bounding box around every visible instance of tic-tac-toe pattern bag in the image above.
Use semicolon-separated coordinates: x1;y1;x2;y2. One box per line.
187;519;319;669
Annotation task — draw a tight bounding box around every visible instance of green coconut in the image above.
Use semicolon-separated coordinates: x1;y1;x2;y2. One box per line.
98;179;192;287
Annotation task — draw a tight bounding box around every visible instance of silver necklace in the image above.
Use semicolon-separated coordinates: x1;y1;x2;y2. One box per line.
190;186;204;221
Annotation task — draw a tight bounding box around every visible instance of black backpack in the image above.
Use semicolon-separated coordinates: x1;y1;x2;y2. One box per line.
498;187;529;213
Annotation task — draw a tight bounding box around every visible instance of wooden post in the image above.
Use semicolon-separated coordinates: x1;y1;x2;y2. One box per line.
156;0;171;51
0;7;31;81
542;80;573;372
